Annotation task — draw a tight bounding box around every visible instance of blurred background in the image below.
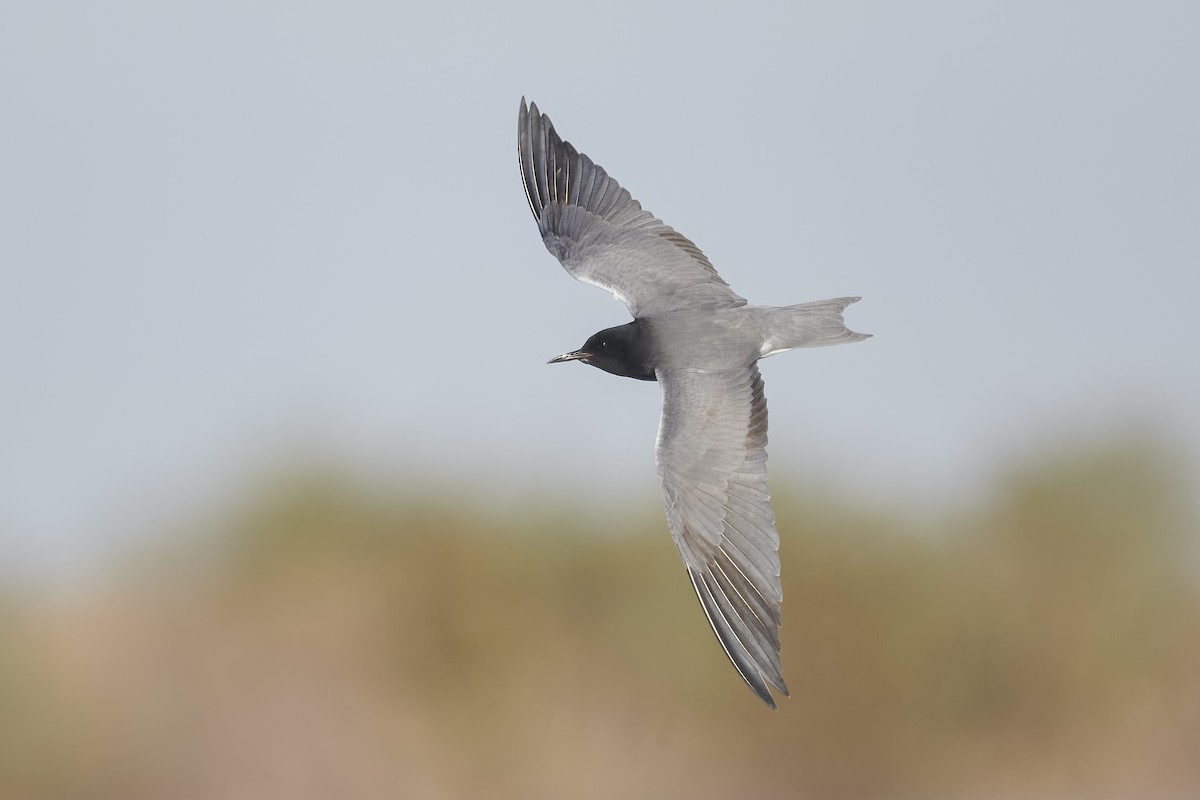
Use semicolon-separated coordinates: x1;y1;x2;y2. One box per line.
2;1;1198;798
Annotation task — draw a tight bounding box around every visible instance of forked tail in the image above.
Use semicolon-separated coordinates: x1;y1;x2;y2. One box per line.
759;297;871;357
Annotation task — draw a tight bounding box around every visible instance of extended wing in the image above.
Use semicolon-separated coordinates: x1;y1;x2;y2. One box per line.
655;364;788;707
518;99;745;318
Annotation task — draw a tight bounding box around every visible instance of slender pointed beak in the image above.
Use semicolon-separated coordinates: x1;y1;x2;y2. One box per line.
547;349;591;364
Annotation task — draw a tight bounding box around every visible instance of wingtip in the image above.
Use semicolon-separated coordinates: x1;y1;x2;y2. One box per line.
755;681;779;709
519;97;542;126
758;673;789;709
749;671;789;709
523;98;541;121
687;566;788;710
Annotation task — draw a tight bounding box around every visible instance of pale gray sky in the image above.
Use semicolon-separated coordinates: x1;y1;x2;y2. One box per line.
3;1;1198;576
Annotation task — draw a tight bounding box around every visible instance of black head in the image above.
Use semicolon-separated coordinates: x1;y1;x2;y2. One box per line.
547;321;656;381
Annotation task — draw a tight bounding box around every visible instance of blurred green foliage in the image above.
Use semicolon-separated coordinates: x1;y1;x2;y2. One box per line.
1;436;1197;798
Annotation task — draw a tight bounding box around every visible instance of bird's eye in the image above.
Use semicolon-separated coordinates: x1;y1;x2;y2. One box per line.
600;341;608;349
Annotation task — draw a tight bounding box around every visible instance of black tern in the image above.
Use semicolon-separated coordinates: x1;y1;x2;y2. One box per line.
518;99;869;708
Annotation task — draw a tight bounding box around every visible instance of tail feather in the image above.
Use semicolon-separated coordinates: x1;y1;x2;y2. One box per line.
759;297;870;357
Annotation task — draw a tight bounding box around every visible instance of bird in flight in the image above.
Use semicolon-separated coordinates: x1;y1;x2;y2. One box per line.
518;99;869;707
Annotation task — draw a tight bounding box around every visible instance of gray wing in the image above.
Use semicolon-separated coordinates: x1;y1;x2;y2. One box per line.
518;99;746;318
655;364;788;707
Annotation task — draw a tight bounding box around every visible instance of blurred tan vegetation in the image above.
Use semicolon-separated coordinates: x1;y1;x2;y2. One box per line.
1;435;1198;799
